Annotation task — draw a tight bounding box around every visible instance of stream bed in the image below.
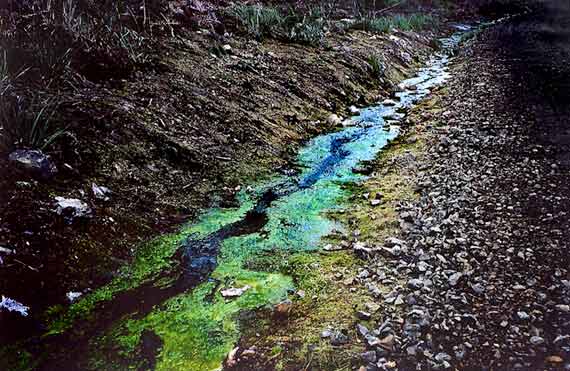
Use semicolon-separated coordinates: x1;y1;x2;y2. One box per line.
35;25;472;371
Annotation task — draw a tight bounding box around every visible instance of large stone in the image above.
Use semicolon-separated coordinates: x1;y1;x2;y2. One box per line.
54;197;92;221
9;149;57;179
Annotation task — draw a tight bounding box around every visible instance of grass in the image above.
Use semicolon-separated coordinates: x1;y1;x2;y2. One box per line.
354;13;437;33
231;4;284;39
1;52;66;152
367;54;384;79
231;4;328;46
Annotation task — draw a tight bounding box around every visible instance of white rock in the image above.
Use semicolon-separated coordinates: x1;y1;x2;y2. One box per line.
0;296;29;316
221;285;251;298
66;291;83;302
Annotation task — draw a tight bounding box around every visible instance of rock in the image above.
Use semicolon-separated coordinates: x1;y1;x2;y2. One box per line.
241;347;256;357
545;355;563;364
385;237;406;247
517;311;530;321
0;246;14;255
407;278;424;290
92;183;112;201
274;299;293;317
66;291;82;302
222;44;232;52
9;149;57;179
330;330;349;345
530;336;545;346
327;114;342;126
365;302;381;313
221;285;250;298
361;350;377;363
323;244;342;251
321;329;332;338
378;334;395;351
471;283;485;294
54;197;92;221
0;296;29;317
349;105;360;114
356;323;370;337
225;346;239;367
382;99;398;106
370;199;382;206
555;304;570;312
357;310;372;320
435;352;452;362
448;272;462;287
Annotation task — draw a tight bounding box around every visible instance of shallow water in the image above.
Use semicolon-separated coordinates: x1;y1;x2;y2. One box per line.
37;25;472;371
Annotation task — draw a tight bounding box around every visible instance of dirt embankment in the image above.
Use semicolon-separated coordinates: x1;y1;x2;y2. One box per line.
0;16;439;341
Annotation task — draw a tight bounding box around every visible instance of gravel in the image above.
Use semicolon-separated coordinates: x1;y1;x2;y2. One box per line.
353;8;570;370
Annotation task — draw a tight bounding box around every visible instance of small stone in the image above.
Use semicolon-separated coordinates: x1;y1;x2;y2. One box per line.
66;291;82;302
435;352;452;362
9;149;57;179
92;183;112;201
365;302;381;313
448;272;462;287
225;347;239;367
361;350;377;363
378;334;395;351
407;278;424;290
545;355;564;364
517;311;530;321
330;330;349;345
221;285;250;298
356;323;370;337
370;199;382;206
54;197;92;221
530;336;545;346
327;114;342;126
274;299;293;317
357;311;372;320
555;304;570;312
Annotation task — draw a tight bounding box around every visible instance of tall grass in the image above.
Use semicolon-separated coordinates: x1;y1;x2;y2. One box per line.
231;4;328;46
231;4;284;39
354;13;436;33
367;54;384;79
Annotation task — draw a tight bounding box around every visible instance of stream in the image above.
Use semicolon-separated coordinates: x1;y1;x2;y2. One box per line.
37;25;472;371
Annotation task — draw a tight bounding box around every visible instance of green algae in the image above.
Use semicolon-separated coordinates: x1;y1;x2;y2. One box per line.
94;233;294;371
47;195;256;335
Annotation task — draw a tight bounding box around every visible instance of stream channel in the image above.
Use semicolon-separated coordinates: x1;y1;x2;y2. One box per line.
34;24;473;371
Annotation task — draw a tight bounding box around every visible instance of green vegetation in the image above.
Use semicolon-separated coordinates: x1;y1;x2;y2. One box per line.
231;4;285;39
367;54;384;79
354;13;437;33
231;4;328;46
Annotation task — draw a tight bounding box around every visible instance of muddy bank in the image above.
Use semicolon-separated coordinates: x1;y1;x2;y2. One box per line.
343;5;570;370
